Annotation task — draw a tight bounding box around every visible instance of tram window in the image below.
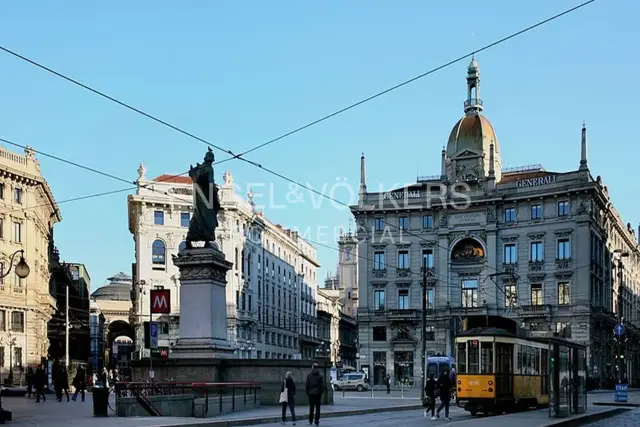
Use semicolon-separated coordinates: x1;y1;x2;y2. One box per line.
457;343;467;373
495;343;513;373
517;345;523;374
468;342;480;373
481;342;493;374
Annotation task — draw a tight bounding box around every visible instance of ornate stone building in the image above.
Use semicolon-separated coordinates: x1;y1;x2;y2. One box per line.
127;166;321;360
0;145;59;374
352;58;640;387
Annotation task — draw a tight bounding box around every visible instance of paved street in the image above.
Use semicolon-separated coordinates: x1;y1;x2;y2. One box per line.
585;408;640;427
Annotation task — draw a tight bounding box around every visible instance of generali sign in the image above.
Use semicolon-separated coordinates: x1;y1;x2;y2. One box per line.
150;289;171;314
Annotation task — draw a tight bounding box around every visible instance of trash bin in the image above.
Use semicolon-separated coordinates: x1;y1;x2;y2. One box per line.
92;387;109;417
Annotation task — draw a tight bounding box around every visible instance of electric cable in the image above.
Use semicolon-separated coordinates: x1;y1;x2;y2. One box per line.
0;0;597;169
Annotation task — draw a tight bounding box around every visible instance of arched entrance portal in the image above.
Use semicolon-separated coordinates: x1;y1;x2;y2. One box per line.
106;320;134;378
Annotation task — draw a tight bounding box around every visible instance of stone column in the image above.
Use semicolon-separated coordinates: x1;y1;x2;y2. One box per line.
171;247;234;359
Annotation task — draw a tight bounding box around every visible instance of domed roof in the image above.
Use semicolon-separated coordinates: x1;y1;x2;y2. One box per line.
90;272;133;302
446;113;500;157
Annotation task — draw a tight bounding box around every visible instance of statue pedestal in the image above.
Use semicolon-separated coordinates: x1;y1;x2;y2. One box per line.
170;247;234;359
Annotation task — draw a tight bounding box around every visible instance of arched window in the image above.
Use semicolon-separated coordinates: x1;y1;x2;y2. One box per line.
178;241;187;253
152;240;166;266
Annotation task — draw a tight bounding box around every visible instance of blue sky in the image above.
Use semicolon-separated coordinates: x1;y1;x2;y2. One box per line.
0;0;637;290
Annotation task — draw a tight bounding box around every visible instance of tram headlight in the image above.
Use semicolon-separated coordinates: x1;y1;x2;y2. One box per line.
457;380;461;385
488;380;493;386
488;387;494;393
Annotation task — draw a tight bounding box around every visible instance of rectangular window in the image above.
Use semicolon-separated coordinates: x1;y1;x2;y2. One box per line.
10;311;24;333
373;251;385;270
481;342;494;374
422;215;434;229
504;207;516;222
180;212;190;227
557;239;571;260
13;347;22;367
154;210;164;225
0;310;5;331
426;289;435;310
374;290;385;311
374;218;385;231
530;242;544;262
397;251;409;269
558;201;569;216
461;279;478;308
0;183;4;199
558;282;570;305
0;347;4;368
468;341;480;373
503;244;517;264
0;217;3;239
422;249;434;268
398;289;409;310
531;284;543;305
505;284;516;307
13;188;22;204
13;222;21;243
457;343;467;373
531;204;542;219
398;216;409;230
248;295;252;311
372;326;387;341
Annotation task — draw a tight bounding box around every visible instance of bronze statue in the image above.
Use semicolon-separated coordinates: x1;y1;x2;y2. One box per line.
185;148;221;248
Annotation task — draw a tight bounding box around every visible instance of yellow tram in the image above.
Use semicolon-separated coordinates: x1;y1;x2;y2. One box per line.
455;315;550;415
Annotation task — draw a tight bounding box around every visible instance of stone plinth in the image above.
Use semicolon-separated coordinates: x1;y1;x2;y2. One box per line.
171;247;234;359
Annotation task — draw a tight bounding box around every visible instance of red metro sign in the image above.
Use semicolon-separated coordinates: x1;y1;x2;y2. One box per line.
150;289;171;314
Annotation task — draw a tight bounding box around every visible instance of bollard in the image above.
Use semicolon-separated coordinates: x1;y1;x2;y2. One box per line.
342;389;345;398
371;385;374;399
401;382;404;399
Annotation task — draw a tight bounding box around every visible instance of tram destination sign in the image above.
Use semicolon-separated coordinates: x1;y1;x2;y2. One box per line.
515;175;557;188
383;191;421;200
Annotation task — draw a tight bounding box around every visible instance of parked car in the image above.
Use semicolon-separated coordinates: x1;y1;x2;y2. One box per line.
332;372;369;392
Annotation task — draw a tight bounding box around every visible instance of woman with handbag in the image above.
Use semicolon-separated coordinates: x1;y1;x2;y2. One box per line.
279;371;297;425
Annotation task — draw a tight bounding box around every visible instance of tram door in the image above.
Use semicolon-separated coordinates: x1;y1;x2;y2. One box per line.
495;343;514;397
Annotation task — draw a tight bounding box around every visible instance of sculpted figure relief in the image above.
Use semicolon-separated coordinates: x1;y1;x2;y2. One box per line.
186;148;221;248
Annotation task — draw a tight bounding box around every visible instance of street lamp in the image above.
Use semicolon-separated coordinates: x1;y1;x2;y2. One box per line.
1;249;31;280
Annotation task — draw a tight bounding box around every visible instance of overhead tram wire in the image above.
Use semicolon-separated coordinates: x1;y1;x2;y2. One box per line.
0;0;598;171
0;2;600;277
215;0;599;164
0;136;193;214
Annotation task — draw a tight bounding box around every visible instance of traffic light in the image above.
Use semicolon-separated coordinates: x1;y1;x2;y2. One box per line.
143;321;150;349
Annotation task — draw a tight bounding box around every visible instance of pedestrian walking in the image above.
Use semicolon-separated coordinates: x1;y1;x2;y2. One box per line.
305;363;325;426
72;366;87;402
26;367;34;398
279;371;296;425
435;367;452;420
34;365;46;403
385;374;391;394
423;373;437;419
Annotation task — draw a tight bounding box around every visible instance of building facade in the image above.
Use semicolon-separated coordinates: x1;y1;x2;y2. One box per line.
353;59;640;387
127;166;321;360
0;145;60;377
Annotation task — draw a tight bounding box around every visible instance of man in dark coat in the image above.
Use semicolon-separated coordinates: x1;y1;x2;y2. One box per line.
436;367;452;420
305;363;325;426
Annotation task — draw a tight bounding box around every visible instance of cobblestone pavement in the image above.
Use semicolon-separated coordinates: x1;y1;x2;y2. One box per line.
584;408;640;427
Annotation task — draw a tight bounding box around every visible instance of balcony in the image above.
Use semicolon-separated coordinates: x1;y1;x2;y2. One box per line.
396;269;411;278
556;258;572;270
372;269;387;279
528;261;544;272
387;309;420;322
519;304;551;317
502;263;518;274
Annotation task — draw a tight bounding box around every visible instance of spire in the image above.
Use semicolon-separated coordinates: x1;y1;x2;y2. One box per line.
579;121;589;171
464;55;483;115
440;148;447;180
358;152;367;207
488;142;495;179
